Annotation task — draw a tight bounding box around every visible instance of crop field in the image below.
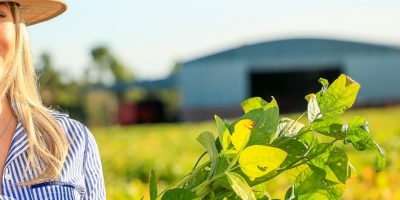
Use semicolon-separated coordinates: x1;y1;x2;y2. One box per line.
92;105;400;200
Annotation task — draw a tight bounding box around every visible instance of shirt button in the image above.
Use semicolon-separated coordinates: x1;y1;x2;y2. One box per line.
4;168;12;181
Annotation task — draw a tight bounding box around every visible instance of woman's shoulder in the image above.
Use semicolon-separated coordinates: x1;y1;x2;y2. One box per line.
49;111;94;149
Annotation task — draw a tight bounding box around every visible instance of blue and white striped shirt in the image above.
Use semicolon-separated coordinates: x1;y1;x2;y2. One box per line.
0;113;106;199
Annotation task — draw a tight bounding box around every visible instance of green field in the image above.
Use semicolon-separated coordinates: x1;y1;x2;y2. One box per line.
93;106;400;200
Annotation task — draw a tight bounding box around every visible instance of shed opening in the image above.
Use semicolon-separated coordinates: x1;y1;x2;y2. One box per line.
249;67;342;113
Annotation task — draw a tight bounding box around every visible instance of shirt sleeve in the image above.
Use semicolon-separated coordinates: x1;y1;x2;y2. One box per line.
83;127;106;199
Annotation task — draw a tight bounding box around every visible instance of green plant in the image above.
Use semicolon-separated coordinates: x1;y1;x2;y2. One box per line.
148;74;386;200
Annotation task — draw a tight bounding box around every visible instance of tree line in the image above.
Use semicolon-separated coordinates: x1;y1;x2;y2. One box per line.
37;45;180;126
37;45;134;125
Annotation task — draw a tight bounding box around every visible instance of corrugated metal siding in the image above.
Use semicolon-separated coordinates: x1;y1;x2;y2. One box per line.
345;53;400;104
180;58;247;108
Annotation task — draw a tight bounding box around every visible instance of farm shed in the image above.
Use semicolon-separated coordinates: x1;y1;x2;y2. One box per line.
178;38;400;121
108;77;178;124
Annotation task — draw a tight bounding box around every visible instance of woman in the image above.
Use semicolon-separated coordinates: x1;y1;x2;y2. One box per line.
0;1;105;199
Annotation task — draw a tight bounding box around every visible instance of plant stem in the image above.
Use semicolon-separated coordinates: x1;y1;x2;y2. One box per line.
330;138;339;145
277;111;307;137
157;160;210;198
251;132;316;186
192;172;227;197
192;151;207;171
287;161;308;170
274;127;312;147
227;154;239;171
158;149;237;198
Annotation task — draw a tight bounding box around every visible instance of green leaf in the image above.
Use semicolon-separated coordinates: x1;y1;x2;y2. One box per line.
263;97;278;110
272;137;307;167
316;74;360;118
344;116;386;171
307;143;333;162
307;144;350;184
294;165;325;197
161;188;200;200
345;116;375;151
214;155;230;177
197;131;219;178
212;189;235;200
184;169;209;190
298;130;315;148
240;106;280;146
276;118;305;138
211;176;231;192
222;130;231;151
239;145;287;181
311;118;345;139
284;186;295;200
305;93;322;123
294;165;344;200
327;147;348;184
318;78;329;89
241;97;268;113
375;141;386;172
347;162;354;179
253;184;269;200
149;170;157;200
215;115;231;149
307;143;345;183
215;115;227;134
226;172;256;200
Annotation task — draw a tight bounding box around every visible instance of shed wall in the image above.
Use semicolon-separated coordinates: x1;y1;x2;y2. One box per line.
345;53;400;104
180;58;248;120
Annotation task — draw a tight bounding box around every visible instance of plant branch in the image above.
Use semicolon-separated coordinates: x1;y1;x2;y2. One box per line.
192;151;207;171
157;160;211;198
277;111;307;138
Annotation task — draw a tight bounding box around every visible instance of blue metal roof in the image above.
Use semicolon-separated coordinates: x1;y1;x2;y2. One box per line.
108;75;177;91
106;38;400;92
184;38;400;66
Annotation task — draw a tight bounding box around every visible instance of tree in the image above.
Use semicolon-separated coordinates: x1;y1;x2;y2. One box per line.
37;53;85;121
37;53;62;106
170;61;182;75
90;45;134;85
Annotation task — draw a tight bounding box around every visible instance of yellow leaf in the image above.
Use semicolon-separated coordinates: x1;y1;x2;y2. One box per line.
239;145;287;181
231;119;256;151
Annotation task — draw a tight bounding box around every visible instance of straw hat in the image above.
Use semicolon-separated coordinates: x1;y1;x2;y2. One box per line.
1;0;67;25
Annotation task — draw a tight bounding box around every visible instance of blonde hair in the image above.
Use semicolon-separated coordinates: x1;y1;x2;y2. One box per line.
0;3;69;185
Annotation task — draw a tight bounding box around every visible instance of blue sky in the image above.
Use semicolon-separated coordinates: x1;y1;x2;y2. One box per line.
28;0;400;80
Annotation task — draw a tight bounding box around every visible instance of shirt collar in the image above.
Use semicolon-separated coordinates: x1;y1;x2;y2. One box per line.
5;122;28;165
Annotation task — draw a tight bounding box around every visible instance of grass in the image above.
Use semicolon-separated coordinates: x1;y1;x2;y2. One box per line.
92;105;400;200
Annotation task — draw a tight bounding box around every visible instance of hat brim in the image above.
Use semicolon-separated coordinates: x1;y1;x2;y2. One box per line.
2;0;67;25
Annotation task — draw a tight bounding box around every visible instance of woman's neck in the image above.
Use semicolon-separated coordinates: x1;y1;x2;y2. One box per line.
0;98;11;120
0;98;17;194
0;98;15;137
